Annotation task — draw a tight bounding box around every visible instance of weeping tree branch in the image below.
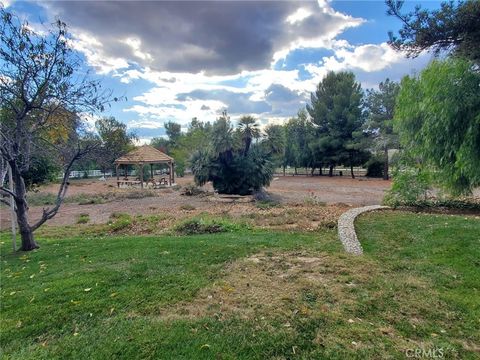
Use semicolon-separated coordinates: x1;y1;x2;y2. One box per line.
30;141;98;231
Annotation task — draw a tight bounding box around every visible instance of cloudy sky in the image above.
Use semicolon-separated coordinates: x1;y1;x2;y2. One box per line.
5;0;440;141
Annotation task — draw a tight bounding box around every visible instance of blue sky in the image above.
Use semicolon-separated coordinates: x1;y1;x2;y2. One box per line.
3;0;440;142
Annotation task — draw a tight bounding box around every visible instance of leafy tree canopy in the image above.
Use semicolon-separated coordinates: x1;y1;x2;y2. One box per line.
394;58;480;195
386;0;480;62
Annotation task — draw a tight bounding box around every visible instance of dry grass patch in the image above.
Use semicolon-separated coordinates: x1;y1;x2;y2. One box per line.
157;250;375;322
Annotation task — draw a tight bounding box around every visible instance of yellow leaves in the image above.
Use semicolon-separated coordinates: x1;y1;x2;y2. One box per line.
70;300;81;305
221;284;235;293
84;288;92;292
9;291;16;296
200;344;210;350
110;292;118;298
109;307;115;315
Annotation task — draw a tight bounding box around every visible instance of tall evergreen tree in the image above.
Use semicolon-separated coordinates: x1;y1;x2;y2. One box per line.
364;78;400;180
307;71;365;178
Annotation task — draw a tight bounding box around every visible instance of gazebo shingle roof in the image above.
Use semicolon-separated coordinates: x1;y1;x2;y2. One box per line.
114;145;174;164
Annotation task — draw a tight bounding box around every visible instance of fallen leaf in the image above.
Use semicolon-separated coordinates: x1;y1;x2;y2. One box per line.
9;291;16;296
84;288;92;292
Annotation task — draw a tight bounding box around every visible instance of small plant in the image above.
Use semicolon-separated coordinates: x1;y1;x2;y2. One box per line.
76;213;90;224
27;192;57;206
180;204;196;211
303;192;326;206
181;183;204;196
174;217;244;235
108;212;132;232
383;168;432;207
255;200;279;209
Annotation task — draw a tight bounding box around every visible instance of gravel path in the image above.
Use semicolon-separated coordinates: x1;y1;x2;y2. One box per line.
337;205;389;255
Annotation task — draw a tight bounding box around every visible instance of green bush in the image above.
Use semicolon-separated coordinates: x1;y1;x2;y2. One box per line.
383;168;432;207
366;157;384;178
191;117;275;195
77;213;90;224
174;217;243;235
108;213;132;231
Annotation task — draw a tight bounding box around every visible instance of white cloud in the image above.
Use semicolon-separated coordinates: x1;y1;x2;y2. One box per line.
1;0;13;8
286;8;312;25
70;32;129;75
122;37;152;62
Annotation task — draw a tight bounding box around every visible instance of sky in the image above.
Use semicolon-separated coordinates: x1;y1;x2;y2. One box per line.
3;0;441;142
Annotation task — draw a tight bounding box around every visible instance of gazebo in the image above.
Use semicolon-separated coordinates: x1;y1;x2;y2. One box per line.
114;145;175;188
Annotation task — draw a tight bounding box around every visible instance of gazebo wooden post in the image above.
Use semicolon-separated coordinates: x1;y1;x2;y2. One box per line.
172;162;175;184
150;164;154;180
139;163;144;189
169;161;172;186
116;164;120;187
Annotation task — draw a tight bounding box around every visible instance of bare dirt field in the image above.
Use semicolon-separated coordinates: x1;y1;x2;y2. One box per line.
0;175;390;229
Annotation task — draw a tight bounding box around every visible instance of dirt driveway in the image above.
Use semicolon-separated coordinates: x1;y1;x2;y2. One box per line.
0;175;390;229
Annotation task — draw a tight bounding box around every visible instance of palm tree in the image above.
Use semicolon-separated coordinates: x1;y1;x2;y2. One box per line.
238;115;260;155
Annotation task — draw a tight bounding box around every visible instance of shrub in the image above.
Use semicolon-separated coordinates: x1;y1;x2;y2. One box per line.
181;183;204;196
77;213;90;224
27;192;57;206
366;157;384;178
180;204;196;211
108;212;132;231
191;117;275;195
174;217;242;235
383;168;432;207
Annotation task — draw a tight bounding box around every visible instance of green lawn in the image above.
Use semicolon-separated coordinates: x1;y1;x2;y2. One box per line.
0;212;479;359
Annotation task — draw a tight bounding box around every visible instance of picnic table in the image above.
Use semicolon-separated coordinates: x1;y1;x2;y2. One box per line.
117;179;142;188
147;177;169;189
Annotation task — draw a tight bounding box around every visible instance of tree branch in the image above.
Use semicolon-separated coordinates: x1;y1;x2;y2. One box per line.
0;186;17;200
30;143;94;231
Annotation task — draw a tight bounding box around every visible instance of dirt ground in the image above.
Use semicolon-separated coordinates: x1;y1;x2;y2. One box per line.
0;175;390;229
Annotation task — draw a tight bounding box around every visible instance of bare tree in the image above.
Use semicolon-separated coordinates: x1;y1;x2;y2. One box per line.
0;8;113;251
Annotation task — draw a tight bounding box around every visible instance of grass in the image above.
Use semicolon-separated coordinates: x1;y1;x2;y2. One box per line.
76;213;90;224
26;190;159;207
1;211;479;359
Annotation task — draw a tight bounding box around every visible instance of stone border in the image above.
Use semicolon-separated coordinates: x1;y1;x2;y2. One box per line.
337;205;389;255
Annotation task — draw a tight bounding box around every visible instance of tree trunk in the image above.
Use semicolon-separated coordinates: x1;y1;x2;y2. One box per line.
310;167;315;176
12;166;39;251
329;165;333;177
383;147;389;180
349;153;355;179
319;167;322;176
283;165;286;176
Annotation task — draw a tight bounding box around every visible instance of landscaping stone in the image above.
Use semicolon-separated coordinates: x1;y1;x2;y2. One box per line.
338;205;389;255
